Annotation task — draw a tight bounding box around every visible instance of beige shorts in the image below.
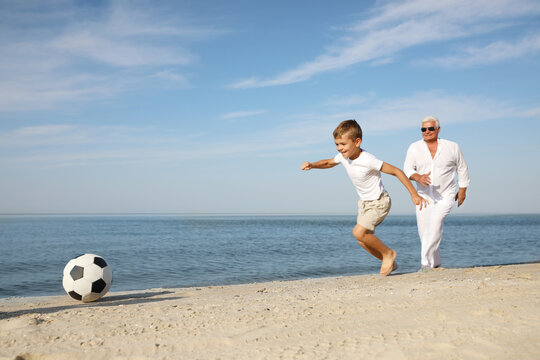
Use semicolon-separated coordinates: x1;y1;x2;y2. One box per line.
357;192;391;231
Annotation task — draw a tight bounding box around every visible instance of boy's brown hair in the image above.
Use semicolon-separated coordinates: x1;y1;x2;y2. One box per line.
333;119;362;140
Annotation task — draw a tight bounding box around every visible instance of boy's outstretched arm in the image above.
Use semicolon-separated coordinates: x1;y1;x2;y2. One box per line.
301;159;338;170
380;162;428;210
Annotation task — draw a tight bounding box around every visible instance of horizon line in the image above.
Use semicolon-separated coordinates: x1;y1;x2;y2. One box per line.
1;212;538;217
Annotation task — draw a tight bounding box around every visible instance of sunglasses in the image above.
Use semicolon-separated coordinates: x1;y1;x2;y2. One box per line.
421;126;437;132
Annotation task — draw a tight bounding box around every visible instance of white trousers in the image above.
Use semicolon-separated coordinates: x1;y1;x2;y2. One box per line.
416;197;455;267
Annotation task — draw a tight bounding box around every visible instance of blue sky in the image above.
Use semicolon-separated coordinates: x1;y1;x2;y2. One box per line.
1;0;539;214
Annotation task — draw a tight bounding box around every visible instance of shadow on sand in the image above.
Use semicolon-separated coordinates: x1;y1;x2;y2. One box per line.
0;290;181;320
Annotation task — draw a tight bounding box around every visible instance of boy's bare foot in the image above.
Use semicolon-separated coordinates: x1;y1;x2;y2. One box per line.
380;249;397;276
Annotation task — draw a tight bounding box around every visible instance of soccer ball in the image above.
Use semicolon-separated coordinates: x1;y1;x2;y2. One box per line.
62;253;113;303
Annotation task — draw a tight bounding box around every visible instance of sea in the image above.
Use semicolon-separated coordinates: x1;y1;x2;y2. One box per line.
0;214;539;298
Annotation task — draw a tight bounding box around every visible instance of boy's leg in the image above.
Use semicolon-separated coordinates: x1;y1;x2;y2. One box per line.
353;224;396;276
353;225;382;260
355;193;395;275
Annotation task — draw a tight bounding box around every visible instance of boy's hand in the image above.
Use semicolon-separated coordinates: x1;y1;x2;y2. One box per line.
412;194;429;211
301;161;312;170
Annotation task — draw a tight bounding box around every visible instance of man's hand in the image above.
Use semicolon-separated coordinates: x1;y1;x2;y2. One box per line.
455;188;467;207
412;193;429;211
415;171;431;187
301;161;312;171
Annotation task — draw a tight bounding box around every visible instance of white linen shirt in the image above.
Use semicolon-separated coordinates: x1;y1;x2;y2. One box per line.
404;138;470;201
334;150;386;201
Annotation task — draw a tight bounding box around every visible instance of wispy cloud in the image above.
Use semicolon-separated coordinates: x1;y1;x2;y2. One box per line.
337;91;519;132
2;91;537;168
10;125;77;138
519;107;540;117
422;34;540;68
266;90;537;148
229;0;540;88
0;1;222;111
220;110;266;120
150;70;191;85
51;32;195;67
0;124;169;148
322;94;370;107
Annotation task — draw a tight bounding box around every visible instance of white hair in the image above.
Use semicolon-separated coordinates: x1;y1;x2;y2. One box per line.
422;115;440;128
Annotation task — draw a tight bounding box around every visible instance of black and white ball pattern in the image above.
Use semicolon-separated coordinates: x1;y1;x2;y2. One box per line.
62;254;113;303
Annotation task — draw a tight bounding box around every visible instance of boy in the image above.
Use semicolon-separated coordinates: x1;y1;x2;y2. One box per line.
301;120;427;276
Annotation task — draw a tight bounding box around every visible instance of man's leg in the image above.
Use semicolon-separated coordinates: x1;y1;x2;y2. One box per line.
417;198;454;268
353;225;396;275
416;202;433;267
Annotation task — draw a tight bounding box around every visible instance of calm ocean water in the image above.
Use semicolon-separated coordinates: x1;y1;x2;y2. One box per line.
1;214;539;298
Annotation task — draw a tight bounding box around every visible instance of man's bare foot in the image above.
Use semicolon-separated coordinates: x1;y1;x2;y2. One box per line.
380;249;397;276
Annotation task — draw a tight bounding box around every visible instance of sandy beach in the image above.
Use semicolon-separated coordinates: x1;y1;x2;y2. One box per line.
1;263;539;360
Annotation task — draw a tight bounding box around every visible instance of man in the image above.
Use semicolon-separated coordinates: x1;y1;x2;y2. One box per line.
404;116;470;270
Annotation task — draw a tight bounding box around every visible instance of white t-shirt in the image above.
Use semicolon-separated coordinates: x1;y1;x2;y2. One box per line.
334;150;386;201
403;138;470;201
